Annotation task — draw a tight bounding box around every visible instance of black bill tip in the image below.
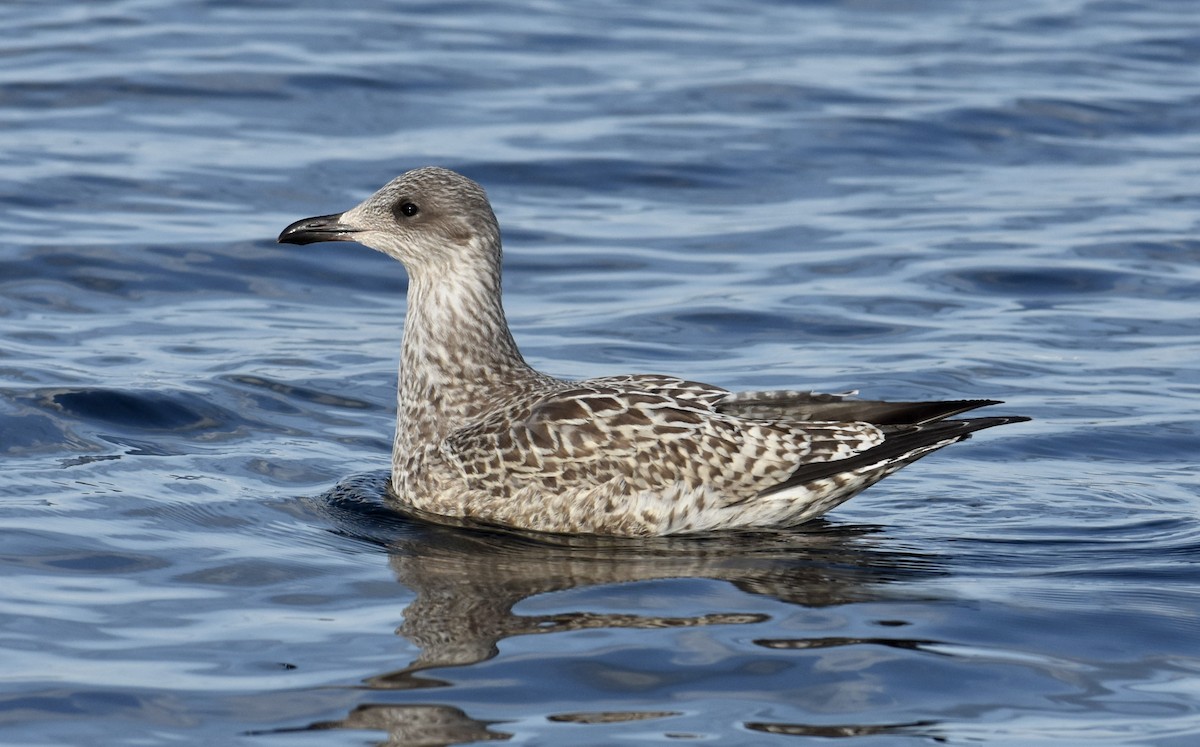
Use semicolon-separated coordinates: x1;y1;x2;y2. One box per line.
277;213;360;245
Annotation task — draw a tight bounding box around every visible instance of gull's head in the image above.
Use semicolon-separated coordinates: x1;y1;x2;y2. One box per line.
277;167;501;272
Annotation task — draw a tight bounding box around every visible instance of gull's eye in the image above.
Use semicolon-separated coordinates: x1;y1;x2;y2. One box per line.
397;201;420;218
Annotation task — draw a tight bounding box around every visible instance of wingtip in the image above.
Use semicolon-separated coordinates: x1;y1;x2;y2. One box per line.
998;414;1033;425
947;414;1032;439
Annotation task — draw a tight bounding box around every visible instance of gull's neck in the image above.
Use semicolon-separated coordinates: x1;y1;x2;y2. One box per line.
394;249;548;458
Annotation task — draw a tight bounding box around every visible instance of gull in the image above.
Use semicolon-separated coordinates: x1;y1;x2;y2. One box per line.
278;167;1027;536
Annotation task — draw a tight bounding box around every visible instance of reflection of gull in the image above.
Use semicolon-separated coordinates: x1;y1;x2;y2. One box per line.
384;530;771;681
280;476;952;744
315;474;944;684
278;167;1027;536
304;704;509;746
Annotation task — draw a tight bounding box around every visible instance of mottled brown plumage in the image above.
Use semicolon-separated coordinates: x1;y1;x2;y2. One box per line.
278;167;1027;536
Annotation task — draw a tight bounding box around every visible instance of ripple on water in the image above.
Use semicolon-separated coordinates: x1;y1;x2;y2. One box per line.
43;388;232;431
2;0;1199;744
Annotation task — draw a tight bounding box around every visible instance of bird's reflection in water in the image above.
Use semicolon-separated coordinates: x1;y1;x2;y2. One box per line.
299;703;509;745
285;472;947;745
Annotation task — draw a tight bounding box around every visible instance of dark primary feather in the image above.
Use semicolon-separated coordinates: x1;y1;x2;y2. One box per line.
717;391;1003;425
759;414;1031;496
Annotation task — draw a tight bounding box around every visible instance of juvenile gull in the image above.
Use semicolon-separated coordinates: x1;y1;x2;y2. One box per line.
278;167;1027;536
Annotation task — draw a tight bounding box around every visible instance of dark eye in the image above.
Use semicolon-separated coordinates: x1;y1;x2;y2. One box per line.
399;202;420;218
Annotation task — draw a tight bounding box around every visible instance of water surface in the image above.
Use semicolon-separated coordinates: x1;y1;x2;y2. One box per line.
2;1;1199;744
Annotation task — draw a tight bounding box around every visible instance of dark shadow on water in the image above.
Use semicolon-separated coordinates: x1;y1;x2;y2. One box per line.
267;472;952;745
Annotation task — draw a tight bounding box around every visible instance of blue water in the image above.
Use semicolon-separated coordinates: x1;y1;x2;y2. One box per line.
3;1;1199;744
